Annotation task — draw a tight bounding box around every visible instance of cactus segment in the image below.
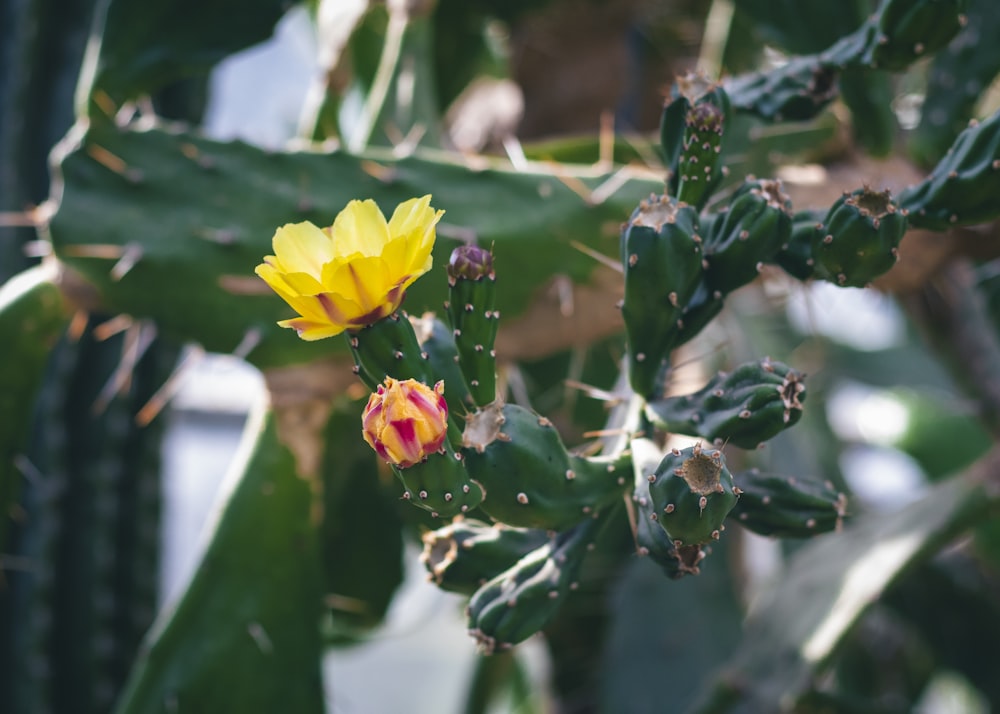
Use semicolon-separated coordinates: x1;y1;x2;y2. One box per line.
420;517;550;595
446;246;499;407
725;55;840;122
811;186;908;287
348;312;436;390
864;0;968;71
660;74;731;209
900;108;1000;230
113;406;325;714
409;312;473;419
620;194;703;398
461;402;630;530
773;209;825;280
0;265;69;555
392;440;485;518
729;469;849;538
910;0;1000;166
646;444;740;546
630;438;707;579
703;178;793;295
646;358;806;449
466;514;604;654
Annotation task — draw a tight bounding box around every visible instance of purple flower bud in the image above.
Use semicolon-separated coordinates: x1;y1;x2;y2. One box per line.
447;245;494;281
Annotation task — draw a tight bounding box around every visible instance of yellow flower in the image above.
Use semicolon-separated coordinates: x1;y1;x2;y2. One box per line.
255;195;444;340
362;378;449;468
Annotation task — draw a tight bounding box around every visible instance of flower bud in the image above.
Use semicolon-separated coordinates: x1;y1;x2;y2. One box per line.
362;378;449;468
447;245;494;282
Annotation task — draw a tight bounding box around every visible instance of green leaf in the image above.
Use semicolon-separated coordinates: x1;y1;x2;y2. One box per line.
113;406;325;714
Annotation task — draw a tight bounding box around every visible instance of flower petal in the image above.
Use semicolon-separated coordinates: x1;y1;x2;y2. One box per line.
277;317;346;340
271;222;334;275
330;199;390;257
321;255;393;314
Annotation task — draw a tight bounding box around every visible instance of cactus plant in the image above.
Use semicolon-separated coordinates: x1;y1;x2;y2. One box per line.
4;0;1000;712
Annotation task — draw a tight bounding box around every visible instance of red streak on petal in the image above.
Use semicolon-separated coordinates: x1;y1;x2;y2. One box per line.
316;293;347;325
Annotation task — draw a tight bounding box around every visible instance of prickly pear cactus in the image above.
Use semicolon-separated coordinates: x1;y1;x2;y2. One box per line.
6;0;1000;712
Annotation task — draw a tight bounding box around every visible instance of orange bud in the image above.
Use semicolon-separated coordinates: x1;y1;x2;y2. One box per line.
362;378;449;468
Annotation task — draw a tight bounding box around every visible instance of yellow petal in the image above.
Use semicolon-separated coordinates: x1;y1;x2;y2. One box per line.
271;222;334;276
330;199;390;257
382;234;435;284
321;255;392;313
386;195;443;270
278;270;325;296
277;317;346;341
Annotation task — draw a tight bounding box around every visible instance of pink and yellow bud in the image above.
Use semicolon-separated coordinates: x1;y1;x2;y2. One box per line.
362;378;449;468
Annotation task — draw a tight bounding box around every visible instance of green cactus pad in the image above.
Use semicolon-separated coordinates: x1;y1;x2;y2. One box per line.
620;194;704;398
466;515;604;654
446;245;499;407
48;123;662;370
726;55;840;122
660;74;731;209
729;469;848;538
811;186;908;287
408;312;474;419
348;312;436;390
419;517;550;595
646;358;806;449
773;209;825;280
910;0;1000;166
630;438;708;579
113;407;324;714
461;402;629;530
900;108;1000;229
703;178;793;295
392;441;486;518
646;444;740;546
864;0;968;71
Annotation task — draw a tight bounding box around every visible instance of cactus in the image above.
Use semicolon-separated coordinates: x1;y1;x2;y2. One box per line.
630;438;708;579
645;444;740;547
900;107;1000;229
620;194;703;398
702;178;793;296
419;517;550;595
460;402;628;531
6;0;1000;711
645;357;806;449
465;513;607;655
811;186;909;287
660;77;731;210
446;245;500;407
729;469;848;538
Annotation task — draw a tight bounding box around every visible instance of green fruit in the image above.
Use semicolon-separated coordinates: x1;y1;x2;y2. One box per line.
646;444;739;546
811;186;908;287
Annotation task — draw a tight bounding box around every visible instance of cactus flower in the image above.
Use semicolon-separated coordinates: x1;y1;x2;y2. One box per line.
362;377;449;468
256;195;444;340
